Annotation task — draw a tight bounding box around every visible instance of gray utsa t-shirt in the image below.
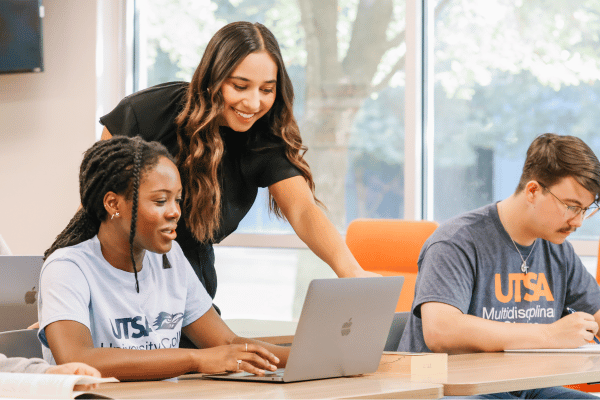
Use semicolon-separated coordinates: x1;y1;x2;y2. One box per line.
398;203;600;353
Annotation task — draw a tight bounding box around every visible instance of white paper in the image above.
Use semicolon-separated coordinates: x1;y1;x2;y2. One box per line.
0;373;118;399
505;343;600;353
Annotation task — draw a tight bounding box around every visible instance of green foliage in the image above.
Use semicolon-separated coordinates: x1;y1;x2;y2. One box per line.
138;0;600;223
142;0;223;81
141;0;600;108
435;0;600;96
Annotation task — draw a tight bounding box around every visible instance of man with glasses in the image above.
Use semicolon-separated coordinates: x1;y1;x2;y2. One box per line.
399;133;600;399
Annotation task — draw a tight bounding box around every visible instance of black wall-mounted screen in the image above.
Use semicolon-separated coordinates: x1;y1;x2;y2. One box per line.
0;0;43;74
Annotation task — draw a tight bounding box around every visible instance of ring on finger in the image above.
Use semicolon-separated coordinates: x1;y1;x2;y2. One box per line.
245;343;248;352
236;359;242;371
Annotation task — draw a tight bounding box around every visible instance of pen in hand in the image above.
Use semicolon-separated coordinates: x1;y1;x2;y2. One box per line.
566;307;600;344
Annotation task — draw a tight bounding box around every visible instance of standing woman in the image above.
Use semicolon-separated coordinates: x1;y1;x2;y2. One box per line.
100;22;375;311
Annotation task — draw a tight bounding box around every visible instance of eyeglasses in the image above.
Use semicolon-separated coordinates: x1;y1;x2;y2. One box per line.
539;183;599;220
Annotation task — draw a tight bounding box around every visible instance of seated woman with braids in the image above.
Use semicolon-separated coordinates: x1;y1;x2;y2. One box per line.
38;136;288;381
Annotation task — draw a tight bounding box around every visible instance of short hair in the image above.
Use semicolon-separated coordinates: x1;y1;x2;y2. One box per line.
516;133;600;201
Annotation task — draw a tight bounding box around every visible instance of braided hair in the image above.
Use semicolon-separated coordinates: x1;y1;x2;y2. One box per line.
45;136;174;293
129;140;143;292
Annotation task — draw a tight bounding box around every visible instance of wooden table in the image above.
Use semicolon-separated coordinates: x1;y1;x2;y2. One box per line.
379;352;600;396
93;351;600;399
445;352;600;396
90;319;600;398
93;373;443;399
92;319;442;399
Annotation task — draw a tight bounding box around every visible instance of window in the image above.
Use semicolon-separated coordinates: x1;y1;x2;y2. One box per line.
133;0;407;234
131;0;408;319
127;0;600;318
213;247;336;320
432;0;600;240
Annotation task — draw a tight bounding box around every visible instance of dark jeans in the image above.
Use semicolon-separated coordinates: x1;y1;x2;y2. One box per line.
446;386;599;399
177;238;220;350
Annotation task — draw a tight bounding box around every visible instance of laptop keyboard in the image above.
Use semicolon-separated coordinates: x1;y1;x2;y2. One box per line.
263;369;285;377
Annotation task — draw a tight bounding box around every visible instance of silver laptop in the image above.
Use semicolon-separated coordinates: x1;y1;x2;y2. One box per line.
206;276;404;383
0;255;44;332
383;311;410;351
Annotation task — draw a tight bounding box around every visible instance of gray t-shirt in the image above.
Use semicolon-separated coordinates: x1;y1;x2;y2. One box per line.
398;203;600;352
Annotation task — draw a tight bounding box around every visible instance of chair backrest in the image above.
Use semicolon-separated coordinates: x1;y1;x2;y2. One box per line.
597;239;600;285
346;219;439;312
383;312;409;351
0;329;43;359
564;238;600;394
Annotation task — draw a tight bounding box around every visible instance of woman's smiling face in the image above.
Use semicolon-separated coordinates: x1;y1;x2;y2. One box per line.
219;50;278;132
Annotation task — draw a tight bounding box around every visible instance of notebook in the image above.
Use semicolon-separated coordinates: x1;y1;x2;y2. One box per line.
205;276;404;383
505;344;600;353
0;255;44;332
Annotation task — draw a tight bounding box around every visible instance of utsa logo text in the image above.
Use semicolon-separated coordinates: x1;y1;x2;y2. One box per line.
110;316;153;339
494;273;554;303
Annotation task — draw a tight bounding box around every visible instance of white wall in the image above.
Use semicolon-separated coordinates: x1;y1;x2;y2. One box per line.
0;0;98;255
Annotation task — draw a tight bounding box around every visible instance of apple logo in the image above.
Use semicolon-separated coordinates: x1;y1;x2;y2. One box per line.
25;287;37;305
341;318;352;336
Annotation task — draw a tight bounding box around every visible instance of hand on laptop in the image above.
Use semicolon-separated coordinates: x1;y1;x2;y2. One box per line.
198;343;280;375
28;322;40;330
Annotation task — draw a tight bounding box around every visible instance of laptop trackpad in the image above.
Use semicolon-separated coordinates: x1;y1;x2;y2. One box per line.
204;368;285;382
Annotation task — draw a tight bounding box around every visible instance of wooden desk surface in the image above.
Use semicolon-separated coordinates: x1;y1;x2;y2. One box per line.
226;320;600;396
93;373;443;399
381;352;600;396
91;319;600;398
93;320;436;399
93;350;600;399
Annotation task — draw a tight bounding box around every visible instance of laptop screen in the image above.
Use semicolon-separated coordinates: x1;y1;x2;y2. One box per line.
0;255;43;332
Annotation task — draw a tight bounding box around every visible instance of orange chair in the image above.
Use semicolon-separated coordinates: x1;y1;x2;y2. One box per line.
345;219;439;312
565;239;600;393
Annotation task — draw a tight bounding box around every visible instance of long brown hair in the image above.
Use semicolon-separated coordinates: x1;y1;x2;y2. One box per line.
175;21;319;243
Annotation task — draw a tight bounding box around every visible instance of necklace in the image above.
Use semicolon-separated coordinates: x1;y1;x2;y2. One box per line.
508;236;537;274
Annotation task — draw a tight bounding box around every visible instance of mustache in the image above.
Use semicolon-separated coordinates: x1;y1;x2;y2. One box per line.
559;227;576;233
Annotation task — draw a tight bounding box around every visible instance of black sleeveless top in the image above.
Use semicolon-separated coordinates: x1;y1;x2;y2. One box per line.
100;82;302;300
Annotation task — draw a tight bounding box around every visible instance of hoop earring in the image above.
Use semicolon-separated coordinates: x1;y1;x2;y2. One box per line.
111;212;120;220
